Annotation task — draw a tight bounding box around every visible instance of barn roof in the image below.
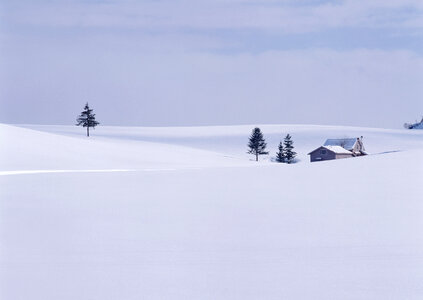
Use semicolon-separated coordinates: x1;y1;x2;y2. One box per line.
307;145;353;155
323;146;353;154
324;138;357;150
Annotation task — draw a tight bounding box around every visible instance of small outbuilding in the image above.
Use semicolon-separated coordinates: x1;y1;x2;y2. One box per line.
308;137;366;162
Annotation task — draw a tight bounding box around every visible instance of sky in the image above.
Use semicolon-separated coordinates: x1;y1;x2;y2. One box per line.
0;0;422;128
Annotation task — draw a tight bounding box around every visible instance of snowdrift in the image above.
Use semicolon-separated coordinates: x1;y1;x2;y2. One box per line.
1;124;422;300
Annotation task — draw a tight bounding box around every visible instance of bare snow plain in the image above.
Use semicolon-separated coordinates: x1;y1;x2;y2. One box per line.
1;124;422;299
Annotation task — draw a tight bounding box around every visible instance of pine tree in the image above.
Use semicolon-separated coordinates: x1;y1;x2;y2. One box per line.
283;134;296;164
76;103;99;137
275;141;285;163
247;127;268;161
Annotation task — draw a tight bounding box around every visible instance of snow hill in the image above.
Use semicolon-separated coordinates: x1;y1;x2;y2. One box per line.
1;123;422;300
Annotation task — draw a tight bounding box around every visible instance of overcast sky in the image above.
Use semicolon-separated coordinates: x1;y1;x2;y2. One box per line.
0;0;422;128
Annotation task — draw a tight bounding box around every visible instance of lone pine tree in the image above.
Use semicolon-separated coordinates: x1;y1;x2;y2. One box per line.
283;134;296;164
276;141;285;163
76;103;99;137
247;127;268;161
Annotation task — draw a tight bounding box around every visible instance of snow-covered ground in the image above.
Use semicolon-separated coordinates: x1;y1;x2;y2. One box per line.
1;123;422;299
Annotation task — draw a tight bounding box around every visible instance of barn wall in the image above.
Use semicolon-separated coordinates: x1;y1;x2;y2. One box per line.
310;148;336;162
335;154;353;160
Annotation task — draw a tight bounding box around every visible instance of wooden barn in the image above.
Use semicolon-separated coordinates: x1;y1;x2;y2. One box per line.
308;137;366;162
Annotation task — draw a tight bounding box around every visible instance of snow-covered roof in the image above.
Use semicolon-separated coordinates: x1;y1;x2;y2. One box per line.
323;146;353;154
324;138;357;150
307;145;353;155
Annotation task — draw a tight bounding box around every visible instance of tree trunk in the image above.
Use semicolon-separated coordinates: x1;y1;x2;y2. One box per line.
87;126;89;137
256;152;258;161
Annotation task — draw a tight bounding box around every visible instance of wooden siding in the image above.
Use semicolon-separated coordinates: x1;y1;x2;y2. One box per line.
309;147;336;162
309;146;353;162
335;153;353;159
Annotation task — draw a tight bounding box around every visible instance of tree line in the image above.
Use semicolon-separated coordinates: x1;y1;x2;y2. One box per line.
248;127;296;163
75;104;297;163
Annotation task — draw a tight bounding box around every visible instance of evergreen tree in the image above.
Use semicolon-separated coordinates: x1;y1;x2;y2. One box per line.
275;141;285;163
283;134;296;164
247;127;268;161
76;103;99;137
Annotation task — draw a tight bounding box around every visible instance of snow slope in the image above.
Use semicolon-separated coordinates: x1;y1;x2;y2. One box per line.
1;124;422;300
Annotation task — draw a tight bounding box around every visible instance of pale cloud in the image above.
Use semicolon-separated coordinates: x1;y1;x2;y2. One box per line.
1;45;422;127
0;0;422;127
2;0;422;33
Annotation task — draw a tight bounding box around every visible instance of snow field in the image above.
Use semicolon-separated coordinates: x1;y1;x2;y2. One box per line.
0;124;422;299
